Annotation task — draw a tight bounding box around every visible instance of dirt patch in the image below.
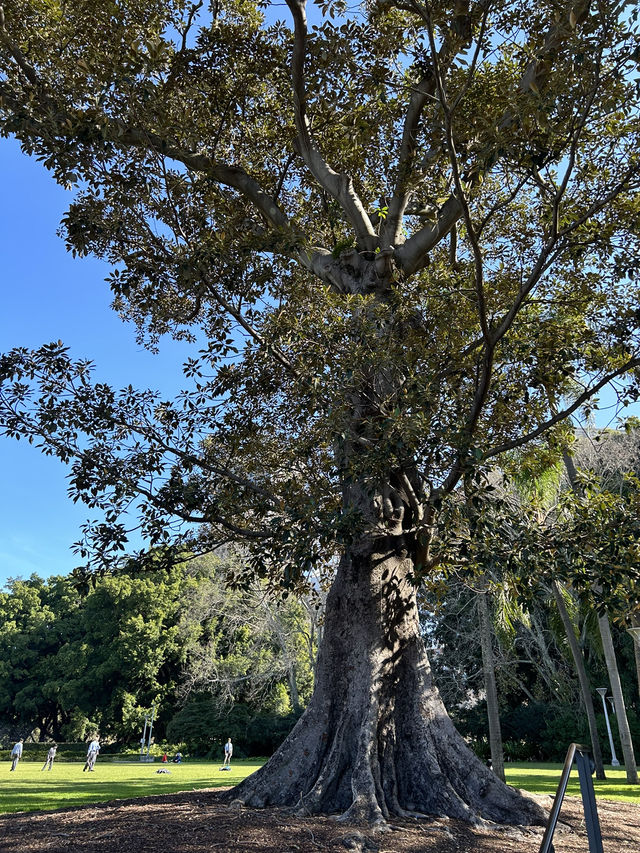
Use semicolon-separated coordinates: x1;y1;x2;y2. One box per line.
0;788;638;852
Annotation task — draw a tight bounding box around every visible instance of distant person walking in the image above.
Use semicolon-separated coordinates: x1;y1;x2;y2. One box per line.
42;744;57;771
223;738;233;767
83;737;100;772
9;739;23;771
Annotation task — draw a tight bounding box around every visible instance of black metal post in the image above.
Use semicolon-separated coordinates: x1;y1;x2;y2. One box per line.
538;743;603;853
574;746;603;853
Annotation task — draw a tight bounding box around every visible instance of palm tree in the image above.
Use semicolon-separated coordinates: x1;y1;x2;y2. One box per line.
477;587;505;782
598;614;638;783
562;446;638;783
551;579;605;779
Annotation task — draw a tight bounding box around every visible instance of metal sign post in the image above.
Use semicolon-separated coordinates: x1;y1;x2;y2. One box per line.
539;743;603;853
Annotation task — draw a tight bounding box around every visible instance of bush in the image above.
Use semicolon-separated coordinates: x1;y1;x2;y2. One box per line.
166;695;301;757
452;699;623;762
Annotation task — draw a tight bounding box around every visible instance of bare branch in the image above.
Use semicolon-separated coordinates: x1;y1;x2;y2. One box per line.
178;1;204;53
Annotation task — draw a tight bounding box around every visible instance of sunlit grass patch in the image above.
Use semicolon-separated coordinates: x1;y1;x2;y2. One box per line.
506;762;640;804
0;759;263;814
3;759;638;816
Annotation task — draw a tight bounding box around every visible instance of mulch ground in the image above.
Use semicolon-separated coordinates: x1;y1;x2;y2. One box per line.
0;788;639;852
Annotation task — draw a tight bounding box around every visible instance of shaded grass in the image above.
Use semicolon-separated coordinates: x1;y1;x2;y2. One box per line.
0;759;263;814
506;763;640;804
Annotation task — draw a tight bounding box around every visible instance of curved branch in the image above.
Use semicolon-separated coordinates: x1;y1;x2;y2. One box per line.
383;1;489;250
394;196;462;274
396;0;593;275
484;356;640;460
285;0;376;249
135;483;270;540
0;12;299;238
381;74;435;249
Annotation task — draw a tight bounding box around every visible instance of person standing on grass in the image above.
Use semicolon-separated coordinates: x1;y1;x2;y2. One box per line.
42;744;57;771
223;738;233;767
9;739;23;771
83;736;100;772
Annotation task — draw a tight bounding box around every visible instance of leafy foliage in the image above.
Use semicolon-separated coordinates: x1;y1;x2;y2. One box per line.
1;0;640;585
0;552;317;745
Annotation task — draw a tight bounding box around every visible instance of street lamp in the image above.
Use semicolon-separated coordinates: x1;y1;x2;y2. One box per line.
627;626;640;644
146;702;156;758
596;687;620;767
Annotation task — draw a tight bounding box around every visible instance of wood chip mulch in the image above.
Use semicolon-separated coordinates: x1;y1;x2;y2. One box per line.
0;787;639;852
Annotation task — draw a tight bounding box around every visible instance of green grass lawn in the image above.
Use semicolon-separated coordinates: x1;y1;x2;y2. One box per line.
506;763;640;804
0;759;263;814
1;759;639;815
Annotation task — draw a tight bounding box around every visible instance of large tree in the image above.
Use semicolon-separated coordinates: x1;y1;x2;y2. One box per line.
2;0;640;824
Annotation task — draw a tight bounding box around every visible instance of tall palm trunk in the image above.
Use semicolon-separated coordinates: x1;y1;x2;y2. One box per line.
551;580;605;779
629;615;640;703
477;589;505;782
598;613;638;784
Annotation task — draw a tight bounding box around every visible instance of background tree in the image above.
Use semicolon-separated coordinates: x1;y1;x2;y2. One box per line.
176;553;318;715
2;0;640;824
0;551;320;747
0;557;195;740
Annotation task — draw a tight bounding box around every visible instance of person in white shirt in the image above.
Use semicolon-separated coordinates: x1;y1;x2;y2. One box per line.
83;737;100;772
10;739;23;772
42;744;57;771
223;738;233;767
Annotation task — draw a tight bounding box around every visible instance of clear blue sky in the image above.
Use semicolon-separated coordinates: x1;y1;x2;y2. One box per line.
0;137;196;585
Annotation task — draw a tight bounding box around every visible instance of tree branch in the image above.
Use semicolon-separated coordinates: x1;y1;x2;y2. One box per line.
381;74;436;249
484;356;640;460
284;0;377;250
396;0;593;274
0;11;308;248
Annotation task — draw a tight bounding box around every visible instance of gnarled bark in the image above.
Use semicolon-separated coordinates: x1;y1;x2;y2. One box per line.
230;539;544;826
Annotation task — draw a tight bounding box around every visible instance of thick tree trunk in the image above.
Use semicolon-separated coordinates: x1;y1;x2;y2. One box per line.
551;580;605;780
598;613;639;784
477;590;505;783
230;542;544;825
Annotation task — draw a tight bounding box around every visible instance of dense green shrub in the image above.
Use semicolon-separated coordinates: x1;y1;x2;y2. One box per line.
166;695;300;757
